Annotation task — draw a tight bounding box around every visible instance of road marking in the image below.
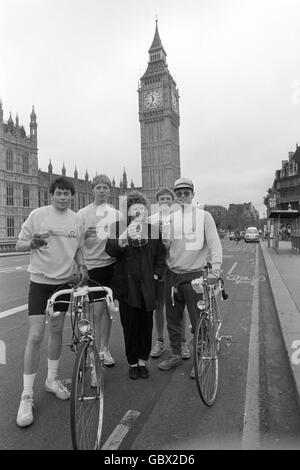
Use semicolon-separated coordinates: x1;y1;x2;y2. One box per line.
227;261;237;275
227;274;265;286
0;304;28;319
101;410;140;450
242;244;260;449
0;265;28;274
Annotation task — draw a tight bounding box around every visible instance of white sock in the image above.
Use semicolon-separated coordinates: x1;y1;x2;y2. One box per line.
138;359;145;366
47;359;59;381
22;373;36;397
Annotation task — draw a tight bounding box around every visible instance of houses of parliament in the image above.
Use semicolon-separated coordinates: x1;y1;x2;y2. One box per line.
0;21;181;247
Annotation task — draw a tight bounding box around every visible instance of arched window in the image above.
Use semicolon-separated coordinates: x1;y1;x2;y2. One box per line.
23;186;29;207
44;189;48;206
22;153;29;174
6;184;14;206
7;217;15;237
6;149;13;171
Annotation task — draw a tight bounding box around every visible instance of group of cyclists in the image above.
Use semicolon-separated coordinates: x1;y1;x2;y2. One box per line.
15;174;223;428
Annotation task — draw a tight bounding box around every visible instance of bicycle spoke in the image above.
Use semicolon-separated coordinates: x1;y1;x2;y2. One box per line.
71;342;104;449
194;316;218;406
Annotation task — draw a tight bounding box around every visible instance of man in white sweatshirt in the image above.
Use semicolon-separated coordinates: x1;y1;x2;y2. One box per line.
16;177;88;427
158;177;222;372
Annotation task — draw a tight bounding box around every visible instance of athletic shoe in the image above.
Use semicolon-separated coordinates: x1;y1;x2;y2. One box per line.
99;349;115;367
190;366;196;379
150;340;165;358
138;365;149;379
16;394;34;427
129;366;139;380
45;377;70;400
158;354;183;371
181;341;191;360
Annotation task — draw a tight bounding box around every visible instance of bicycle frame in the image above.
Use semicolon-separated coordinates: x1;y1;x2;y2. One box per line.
192;270;231;350
46;284;119;351
197;280;222;346
46;283;118;450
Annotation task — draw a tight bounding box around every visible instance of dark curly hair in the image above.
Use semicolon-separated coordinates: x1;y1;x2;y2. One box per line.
49;177;75;195
126;190;149;211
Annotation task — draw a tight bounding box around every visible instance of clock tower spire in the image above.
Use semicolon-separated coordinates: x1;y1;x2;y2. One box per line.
138;20;181;202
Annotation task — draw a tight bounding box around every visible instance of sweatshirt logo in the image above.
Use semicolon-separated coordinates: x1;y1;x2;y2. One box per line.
48;229;78;239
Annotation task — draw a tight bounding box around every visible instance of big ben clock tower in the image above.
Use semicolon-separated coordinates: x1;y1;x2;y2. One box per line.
138;20;181;202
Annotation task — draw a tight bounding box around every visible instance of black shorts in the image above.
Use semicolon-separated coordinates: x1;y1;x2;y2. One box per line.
88;264;115;302
28;281;71;316
88;264;114;288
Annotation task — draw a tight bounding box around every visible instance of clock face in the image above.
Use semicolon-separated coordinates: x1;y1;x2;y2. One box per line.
144;89;162;109
171;91;178;113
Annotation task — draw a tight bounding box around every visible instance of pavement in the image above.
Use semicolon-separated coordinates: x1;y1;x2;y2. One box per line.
260;239;300;409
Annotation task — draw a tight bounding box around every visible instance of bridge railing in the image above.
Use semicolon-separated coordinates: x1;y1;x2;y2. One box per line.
0;240;17;253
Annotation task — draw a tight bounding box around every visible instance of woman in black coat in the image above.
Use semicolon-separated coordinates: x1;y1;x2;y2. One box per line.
105;191;165;379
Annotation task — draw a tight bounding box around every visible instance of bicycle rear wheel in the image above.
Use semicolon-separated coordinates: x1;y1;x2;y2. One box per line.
70;341;104;450
194;315;218;406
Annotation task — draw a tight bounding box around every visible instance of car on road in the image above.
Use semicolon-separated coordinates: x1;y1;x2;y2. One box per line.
244;227;260;243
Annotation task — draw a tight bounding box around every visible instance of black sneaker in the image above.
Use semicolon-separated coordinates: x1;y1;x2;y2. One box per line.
138;365;149;379
129;366;139;380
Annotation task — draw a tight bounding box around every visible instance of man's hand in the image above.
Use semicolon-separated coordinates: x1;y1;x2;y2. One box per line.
77;264;89;286
30;233;49;250
207;269;220;285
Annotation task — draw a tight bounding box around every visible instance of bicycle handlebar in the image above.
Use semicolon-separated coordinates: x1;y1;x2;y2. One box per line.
46;285;119;319
170;266;228;307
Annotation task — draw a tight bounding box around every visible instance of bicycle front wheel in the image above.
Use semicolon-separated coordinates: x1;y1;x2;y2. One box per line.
194;315;218;406
70;341;104;450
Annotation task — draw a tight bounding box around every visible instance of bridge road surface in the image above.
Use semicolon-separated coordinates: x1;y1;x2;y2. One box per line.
0;240;300;450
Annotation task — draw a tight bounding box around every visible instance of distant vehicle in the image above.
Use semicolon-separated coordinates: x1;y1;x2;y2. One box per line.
244;227;260;243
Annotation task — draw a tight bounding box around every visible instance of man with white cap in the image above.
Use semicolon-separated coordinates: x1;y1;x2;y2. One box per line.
158;177;222;374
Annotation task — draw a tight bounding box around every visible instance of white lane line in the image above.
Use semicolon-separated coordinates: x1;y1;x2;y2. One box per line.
0;304;28;319
101;410;140;450
242;244;260;449
227;261;237;275
0;265;28;274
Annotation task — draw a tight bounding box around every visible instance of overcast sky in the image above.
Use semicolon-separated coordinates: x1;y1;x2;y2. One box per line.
2;0;300;216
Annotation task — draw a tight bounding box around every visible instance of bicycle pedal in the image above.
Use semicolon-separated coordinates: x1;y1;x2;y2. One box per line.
220;335;232;348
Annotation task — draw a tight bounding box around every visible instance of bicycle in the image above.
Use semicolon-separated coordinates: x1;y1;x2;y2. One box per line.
46;281;118;450
172;264;230;407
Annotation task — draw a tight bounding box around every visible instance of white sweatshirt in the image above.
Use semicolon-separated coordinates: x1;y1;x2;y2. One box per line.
166;206;222;273
77;203;122;269
18;206;84;284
